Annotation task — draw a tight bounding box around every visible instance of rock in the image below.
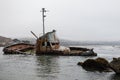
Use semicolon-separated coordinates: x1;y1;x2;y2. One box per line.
78;57;111;72
77;62;83;66
110;57;120;74
95;57;110;68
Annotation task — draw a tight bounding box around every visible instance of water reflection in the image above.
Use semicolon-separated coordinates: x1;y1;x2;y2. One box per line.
35;55;60;79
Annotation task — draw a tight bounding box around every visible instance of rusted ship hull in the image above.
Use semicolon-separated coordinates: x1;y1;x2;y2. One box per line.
36;50;97;56
3;43;97;56
3;43;35;55
35;46;97;56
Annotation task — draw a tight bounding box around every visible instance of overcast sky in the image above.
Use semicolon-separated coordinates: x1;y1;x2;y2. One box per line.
0;0;120;41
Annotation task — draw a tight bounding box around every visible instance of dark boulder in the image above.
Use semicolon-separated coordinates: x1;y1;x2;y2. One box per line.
110;57;120;74
77;57;111;72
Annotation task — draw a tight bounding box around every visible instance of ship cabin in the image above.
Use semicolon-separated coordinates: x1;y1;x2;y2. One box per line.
36;30;60;54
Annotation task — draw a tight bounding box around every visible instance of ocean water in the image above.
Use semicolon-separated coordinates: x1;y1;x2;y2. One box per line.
0;45;120;80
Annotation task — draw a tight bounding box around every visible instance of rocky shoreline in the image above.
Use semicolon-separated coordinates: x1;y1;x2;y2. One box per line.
78;57;120;74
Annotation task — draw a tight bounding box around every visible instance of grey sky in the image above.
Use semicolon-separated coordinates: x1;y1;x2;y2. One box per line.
0;0;120;41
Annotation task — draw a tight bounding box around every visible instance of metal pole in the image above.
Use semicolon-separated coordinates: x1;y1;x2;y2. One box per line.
42;8;46;35
41;8;48;35
30;31;39;39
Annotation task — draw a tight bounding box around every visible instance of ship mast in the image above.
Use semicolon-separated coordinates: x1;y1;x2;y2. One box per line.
41;8;48;35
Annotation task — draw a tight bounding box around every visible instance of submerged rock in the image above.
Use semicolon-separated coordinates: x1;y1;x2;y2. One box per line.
78;57;111;72
110;57;120;74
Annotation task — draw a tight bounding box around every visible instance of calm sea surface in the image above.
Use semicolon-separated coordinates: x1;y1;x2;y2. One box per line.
0;45;120;80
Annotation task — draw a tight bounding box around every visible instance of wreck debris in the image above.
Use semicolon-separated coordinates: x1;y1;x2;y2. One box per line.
69;47;97;56
3;43;35;55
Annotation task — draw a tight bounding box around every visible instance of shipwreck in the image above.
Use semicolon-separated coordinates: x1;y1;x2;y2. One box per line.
35;29;97;56
3;8;97;56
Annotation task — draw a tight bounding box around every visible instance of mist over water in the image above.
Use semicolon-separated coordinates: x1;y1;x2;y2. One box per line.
0;45;120;80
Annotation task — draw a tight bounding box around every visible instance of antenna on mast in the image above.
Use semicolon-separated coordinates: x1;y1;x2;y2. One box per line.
40;8;48;35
